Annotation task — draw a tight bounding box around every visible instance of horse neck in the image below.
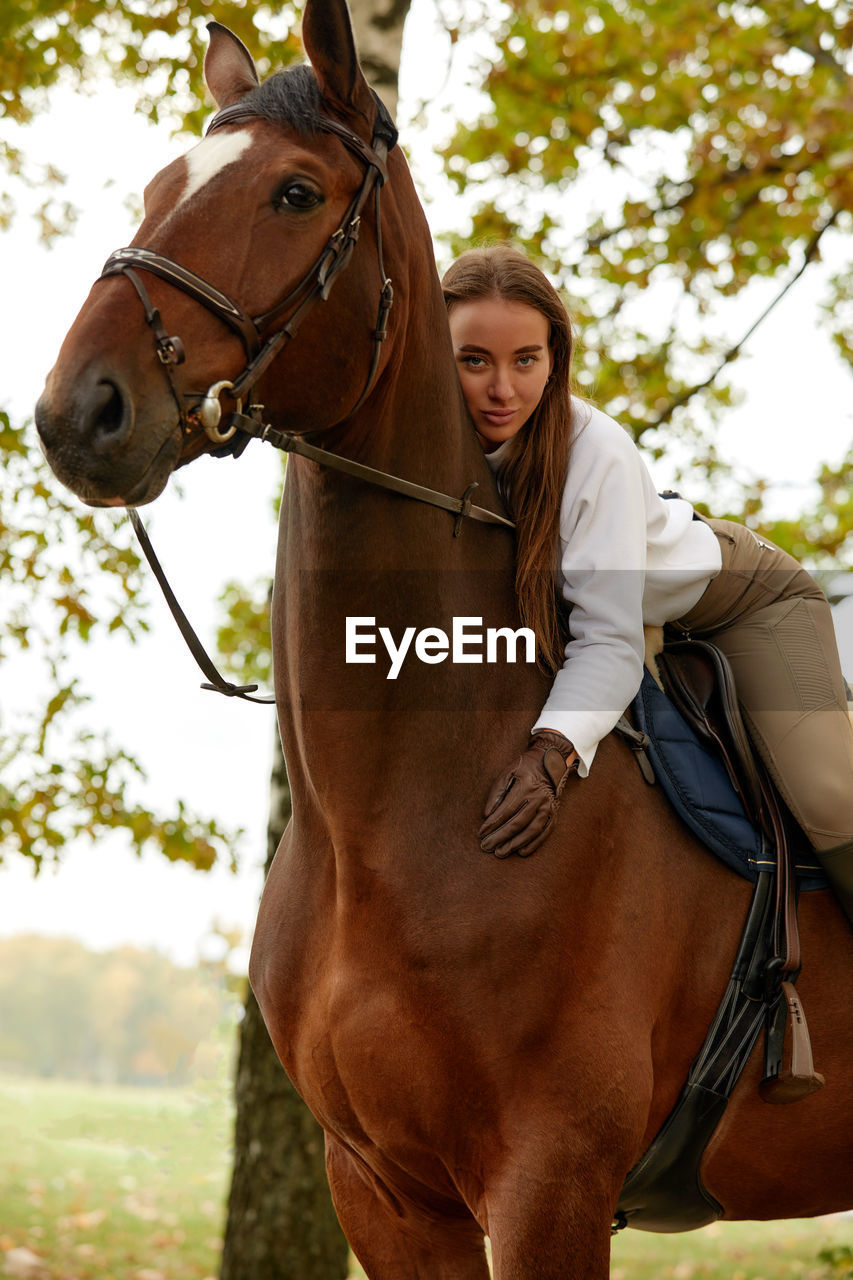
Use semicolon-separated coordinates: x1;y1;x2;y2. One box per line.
321;227;488;503
273;252;551;835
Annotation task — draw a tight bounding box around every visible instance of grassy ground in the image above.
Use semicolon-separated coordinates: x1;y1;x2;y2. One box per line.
347;1223;853;1280
609;1217;853;1280
0;1073;849;1279
0;1073;228;1280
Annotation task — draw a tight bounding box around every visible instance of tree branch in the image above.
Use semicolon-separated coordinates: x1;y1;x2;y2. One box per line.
646;207;841;429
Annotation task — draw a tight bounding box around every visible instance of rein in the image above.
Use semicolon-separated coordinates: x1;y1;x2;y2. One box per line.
128;507;277;704
128;421;516;707
218;418;516;536
108;95;515;705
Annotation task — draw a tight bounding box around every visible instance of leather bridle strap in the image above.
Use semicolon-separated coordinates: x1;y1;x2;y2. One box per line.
221;413;517;536
128;508;276;704
128;434;515;705
101;246;262;356
206;100;391;183
113;96;514;703
225;148;390;407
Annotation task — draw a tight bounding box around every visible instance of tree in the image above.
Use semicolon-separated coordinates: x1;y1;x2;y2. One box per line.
220;741;350;1280
0;935;230;1084
0;408;236;870
1;3;285;868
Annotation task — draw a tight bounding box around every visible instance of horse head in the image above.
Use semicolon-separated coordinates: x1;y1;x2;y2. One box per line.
35;1;423;508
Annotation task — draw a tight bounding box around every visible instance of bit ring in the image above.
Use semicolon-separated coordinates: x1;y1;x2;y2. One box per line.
199;380;242;443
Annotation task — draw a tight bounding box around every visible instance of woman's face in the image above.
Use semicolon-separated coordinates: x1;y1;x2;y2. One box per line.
448;296;553;452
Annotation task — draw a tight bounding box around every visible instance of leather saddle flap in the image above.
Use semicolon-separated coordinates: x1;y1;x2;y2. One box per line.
656;639;764;824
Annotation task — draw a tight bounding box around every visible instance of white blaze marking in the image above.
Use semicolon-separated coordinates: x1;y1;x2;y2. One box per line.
176;130;254;210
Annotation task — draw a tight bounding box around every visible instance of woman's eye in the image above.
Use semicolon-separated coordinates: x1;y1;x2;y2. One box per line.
462;355;486;368
275;182;322;211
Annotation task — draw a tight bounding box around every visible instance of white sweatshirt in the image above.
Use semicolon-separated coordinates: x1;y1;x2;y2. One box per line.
484;400;722;776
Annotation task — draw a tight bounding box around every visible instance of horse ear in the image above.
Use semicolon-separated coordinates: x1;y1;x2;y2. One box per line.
204;22;260;109
301;0;374;123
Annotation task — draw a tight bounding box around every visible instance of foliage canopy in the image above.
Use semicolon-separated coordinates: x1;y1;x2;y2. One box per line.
0;413;238;869
438;0;853;554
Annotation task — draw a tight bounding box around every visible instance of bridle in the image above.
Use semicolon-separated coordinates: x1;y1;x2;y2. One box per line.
99;93;514;526
96;92;516;705
100;95;398;449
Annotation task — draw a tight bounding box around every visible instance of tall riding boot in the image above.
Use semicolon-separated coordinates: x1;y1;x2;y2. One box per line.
816;838;853;930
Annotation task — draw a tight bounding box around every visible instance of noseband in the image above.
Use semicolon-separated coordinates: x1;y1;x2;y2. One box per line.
99;96;397;447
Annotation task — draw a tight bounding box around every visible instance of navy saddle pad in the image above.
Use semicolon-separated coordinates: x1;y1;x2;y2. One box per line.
630;668;827;892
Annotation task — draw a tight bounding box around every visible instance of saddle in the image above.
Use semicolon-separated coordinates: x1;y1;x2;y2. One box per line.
613;637;825;1235
656;639;763;823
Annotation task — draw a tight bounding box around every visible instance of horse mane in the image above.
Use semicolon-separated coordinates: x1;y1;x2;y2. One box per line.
235;64;326;134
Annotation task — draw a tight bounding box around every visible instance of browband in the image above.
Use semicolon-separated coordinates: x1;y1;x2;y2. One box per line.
206;91;397;185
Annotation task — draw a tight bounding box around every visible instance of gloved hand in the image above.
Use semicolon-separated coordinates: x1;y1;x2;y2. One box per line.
479;730;579;859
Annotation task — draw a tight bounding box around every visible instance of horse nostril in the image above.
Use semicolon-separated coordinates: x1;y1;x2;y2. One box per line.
90;379;128;444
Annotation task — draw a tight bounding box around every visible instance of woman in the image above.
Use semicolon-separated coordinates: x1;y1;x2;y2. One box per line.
442;245;853;926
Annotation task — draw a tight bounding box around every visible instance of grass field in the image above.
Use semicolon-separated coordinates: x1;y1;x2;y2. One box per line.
0;1073;228;1280
0;1073;849;1279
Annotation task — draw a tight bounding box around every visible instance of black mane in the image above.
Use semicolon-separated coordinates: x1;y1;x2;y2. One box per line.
237;63;326;134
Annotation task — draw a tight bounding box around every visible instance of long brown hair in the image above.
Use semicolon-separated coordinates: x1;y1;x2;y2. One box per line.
442;246;576;674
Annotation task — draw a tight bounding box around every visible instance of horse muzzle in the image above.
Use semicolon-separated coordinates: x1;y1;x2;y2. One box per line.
35;365;183;507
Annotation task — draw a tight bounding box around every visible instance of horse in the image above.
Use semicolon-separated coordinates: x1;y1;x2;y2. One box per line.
35;3;853;1275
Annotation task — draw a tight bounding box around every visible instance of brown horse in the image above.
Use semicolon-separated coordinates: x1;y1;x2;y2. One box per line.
35;3;852;1275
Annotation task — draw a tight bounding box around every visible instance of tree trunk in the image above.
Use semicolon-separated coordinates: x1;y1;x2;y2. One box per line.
220;733;350;1280
220;8;412;1274
348;0;410;118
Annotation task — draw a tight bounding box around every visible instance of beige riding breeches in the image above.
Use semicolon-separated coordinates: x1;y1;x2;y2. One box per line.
674;518;853;851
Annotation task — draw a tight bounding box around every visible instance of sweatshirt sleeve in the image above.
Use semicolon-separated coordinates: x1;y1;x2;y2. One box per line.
531;410;647;776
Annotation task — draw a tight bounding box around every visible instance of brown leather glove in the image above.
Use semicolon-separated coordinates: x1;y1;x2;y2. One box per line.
479;730;579;859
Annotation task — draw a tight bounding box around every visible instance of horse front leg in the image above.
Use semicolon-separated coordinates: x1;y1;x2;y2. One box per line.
487;1200;612;1280
325;1135;491;1280
484;1130;624;1280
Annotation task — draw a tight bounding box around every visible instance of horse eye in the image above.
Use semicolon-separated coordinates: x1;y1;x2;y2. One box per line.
275;181;322;211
